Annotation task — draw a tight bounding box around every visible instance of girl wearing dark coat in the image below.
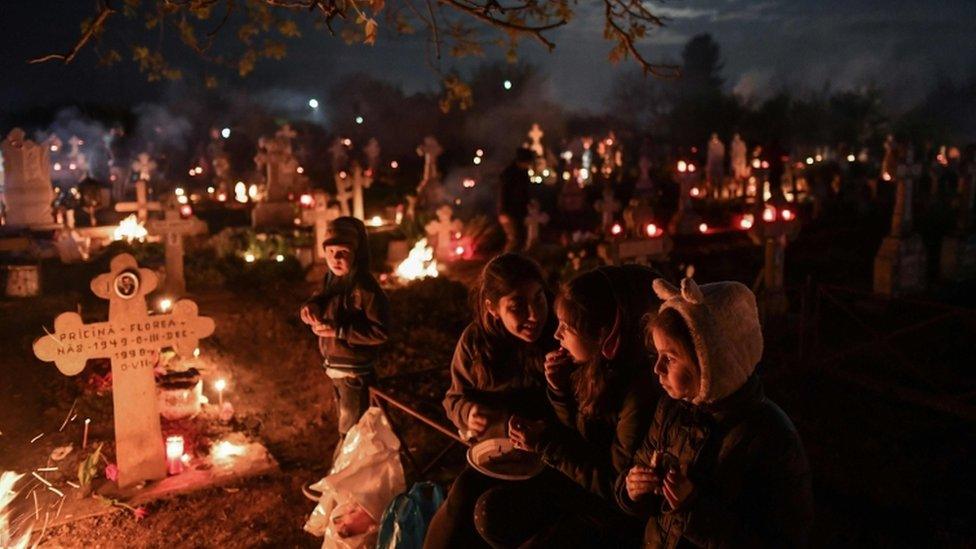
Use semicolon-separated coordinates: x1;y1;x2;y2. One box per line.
424;253;557;549
474;265;662;548
617;278;814;548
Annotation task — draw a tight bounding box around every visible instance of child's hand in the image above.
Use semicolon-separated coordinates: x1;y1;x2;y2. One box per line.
467;404;490;436
300;305;320;326
544;348;575;391
508;415;546;452
312;323;336;338
625;465;661;501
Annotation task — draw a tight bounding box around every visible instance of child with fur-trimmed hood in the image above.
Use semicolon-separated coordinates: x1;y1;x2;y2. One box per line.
300;216;390;438
616;278;813;548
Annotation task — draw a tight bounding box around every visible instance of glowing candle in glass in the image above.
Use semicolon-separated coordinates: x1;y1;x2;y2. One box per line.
165;435;185;475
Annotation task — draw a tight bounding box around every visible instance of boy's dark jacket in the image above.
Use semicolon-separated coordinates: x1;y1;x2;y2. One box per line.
303;217;390;367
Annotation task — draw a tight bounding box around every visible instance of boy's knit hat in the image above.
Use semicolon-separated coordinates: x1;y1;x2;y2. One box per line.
652;277;763;404
322;216;365;251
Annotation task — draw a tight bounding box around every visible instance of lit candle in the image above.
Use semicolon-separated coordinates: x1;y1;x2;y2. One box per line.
165;435;184;475
82;418;90;449
215;379;227;407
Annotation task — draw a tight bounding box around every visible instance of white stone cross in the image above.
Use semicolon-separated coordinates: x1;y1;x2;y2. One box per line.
527;124;544;158
524;199;549;250
147;202;208;295
350;162;373;221
594;187;621;230
131;152;157;182
33;254;215;488
417;136;443;183
114;180;162;223
425;204;463;261
334;171;354;217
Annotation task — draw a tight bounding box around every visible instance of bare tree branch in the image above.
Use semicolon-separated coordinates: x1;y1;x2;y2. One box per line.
437;0;567;50
604;0;679;78
28;3;117;65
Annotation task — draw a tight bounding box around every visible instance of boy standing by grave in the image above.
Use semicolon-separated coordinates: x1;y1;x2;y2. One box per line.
300;216;391;446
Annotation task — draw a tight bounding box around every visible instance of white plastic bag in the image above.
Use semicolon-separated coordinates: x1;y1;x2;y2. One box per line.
305;406;407;549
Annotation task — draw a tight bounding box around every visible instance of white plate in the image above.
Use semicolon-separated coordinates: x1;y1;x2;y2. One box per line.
466;438;544;481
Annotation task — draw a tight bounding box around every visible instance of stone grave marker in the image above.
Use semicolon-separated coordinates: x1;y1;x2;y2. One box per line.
874;163;926;296
33;254;215;487
147;201;208;295
594;186;621;232
350;162;373;221
1;128;56;228
940;165;976;280
425;204;463;261
114;180;162;223
524;199;549;251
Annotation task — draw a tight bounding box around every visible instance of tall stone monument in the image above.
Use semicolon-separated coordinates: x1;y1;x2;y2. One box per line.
1;128;56;228
874;162;927;296
252;125;301;228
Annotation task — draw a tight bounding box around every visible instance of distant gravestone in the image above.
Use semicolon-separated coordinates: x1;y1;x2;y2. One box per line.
1;128;56;228
594;186;621;232
416;136;444;208
940;164;976;281
115;180;162;223
634;155;654;198
668;168;702;235
147;202;208;296
527;124;544;158
874;163;926;296
524;199;549;251
33;254;215;487
252;125;301;227
349;163;373;221
425;204;463;261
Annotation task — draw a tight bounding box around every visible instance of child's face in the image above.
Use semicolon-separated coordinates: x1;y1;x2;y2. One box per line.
651;326;700;401
554;312;598;364
488;281;547;343
325;244;354;276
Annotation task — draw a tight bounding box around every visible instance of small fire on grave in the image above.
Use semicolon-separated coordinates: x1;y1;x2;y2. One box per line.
0;471;29;549
394;239;438;282
113;214;148;242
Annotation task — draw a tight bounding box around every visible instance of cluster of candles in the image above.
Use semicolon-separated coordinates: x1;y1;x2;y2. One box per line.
163;377;228;475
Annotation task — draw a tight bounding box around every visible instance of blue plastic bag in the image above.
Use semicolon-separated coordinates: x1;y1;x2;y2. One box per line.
375;481;445;549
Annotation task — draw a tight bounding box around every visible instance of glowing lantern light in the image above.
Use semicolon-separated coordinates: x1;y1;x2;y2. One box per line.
299;193;314;207
159;298;173;312
688;163;697;173
54;162;62;171
166;435;185;475
177;195;189;205
690;187;701;197
221;127;231;138
244;253;255;263
882;172;892;181
611;223;623;236
195;166;204;175
338;171;347;179
542;169;551;177
342;138;352;147
562;171;571;181
454;245;465;256
175;187;185;196
761;161;770;169
781;208;795;221
217;192;227;202
645;223;658;237
367;215;383;227
475;149;484;157
752;158;761;169
815;154;823;162
846;154;856;162
308;98;319;109
69;163;77;170
207;186;215;194
462;178;476;189
806;157;814;165
50;144;58;152
473;157;482;165
677;160;687;173
355;116;364;125
275;254;285;263
180;204;193;218
503;80;512;90
739;214;755;230
390;161;399;169
296;166;304;174
698;223;709;234
763;205;777;222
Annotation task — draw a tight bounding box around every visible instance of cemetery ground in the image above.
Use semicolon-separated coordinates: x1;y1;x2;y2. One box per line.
2;207;975;547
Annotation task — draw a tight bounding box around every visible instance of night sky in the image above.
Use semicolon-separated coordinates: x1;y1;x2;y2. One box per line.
1;0;974;113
